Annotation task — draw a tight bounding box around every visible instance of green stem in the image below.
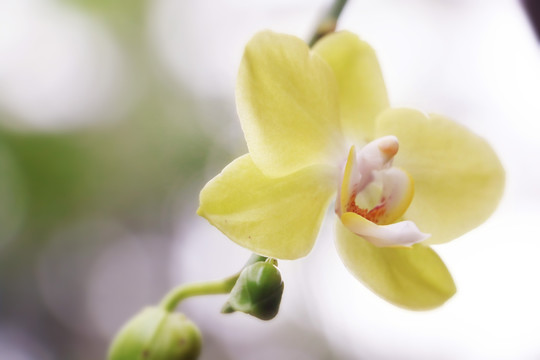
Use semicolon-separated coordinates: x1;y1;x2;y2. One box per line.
160;274;240;312
160;254;266;312
308;0;349;47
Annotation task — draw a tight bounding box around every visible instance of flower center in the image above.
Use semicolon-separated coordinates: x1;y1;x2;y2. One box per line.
337;136;413;224
336;136;430;247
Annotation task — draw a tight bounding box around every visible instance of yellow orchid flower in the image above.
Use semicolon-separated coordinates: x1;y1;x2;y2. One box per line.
198;31;504;310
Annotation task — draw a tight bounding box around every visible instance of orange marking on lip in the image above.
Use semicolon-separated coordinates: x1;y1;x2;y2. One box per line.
345;193;386;224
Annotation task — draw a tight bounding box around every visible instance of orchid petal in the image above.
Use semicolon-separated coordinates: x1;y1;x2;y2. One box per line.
237;31;345;178
335;221;456;310
198;155;336;260
313;31;389;143
375;109;505;245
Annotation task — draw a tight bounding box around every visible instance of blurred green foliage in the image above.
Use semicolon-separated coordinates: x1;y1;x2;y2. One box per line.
64;0;148;32
0;1;235;359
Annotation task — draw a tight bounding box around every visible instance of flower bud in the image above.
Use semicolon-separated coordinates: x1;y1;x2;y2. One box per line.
108;307;201;360
222;260;284;320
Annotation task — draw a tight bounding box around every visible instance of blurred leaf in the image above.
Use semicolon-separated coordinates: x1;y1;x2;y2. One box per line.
63;0;148;29
0;132;93;231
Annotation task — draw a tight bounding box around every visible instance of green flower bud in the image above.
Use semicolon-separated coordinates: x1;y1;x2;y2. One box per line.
108;307;201;360
222;260;284;320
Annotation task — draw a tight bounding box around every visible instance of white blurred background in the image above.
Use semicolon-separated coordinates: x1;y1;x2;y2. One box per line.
0;0;539;359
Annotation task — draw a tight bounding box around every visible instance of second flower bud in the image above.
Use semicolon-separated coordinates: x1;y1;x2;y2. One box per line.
222;260;284;320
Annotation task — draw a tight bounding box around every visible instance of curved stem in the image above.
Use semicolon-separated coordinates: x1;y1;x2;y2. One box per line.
309;0;349;47
160;274;240;312
160;254;266;312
